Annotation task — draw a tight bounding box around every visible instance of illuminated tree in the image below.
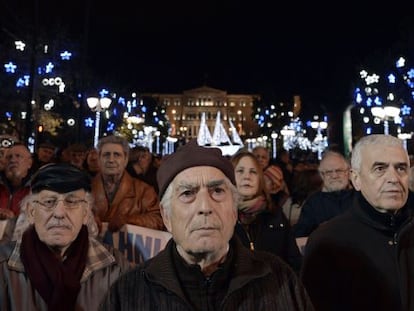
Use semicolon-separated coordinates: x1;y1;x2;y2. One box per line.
353;56;414;147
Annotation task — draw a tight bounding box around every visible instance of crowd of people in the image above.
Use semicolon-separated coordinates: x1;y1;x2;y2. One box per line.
0;133;413;310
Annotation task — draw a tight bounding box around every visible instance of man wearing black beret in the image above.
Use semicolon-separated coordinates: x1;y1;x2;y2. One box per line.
0;163;131;311
101;140;314;310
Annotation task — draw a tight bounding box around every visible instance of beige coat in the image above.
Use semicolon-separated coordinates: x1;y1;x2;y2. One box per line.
0;238;131;311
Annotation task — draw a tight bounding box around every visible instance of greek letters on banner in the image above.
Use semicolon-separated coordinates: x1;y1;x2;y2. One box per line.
100;223;172;264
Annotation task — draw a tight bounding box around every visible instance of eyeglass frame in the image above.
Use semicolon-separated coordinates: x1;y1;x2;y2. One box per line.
320;168;349;178
33;196;88;212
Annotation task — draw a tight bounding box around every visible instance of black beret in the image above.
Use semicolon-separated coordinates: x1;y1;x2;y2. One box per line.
31;163;91;194
157;139;236;199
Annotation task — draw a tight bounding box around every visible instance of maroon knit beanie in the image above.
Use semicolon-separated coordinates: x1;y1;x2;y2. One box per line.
157;139;236;198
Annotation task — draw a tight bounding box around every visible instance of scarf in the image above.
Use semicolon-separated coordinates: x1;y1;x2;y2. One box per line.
238;195;267;224
20;225;89;311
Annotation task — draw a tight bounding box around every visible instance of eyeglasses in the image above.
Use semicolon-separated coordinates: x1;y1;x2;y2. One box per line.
33;197;87;212
320;169;349;177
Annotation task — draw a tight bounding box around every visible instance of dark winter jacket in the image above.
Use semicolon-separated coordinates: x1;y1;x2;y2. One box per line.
301;192;414;311
293;189;354;237
100;236;315;311
235;207;302;273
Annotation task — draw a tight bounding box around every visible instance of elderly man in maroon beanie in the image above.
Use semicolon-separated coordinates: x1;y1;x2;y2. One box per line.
0;163;131;311
100;139;314;311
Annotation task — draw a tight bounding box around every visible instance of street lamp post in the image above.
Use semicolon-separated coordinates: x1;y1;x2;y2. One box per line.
271;132;278;159
371;106;400;135
310;120;328;160
87;97;112;148
398;132;412;151
155;131;161;154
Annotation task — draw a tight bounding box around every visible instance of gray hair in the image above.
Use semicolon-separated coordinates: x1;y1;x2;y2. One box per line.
351;134;405;172
97;135;130;156
409;167;414;192
319;150;350;171
160;176;239;217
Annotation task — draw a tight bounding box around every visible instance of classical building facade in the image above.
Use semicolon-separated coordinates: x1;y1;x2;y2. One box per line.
142;85;260;141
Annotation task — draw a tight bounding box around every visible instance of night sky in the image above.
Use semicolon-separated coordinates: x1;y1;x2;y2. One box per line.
2;1;414;118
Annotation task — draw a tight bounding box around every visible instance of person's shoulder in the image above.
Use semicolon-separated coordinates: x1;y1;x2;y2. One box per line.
306;211;354;243
234;236;294;272
0;240;15;262
251;249;297;276
300;191;324;207
89;238;133;270
264;206;290;226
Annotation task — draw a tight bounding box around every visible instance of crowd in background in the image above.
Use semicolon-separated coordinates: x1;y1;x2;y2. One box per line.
0;133;413;310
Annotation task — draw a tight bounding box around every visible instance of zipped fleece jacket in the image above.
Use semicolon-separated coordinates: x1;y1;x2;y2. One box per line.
100;236;315;311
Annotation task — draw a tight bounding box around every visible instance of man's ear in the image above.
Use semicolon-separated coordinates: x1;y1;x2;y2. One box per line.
27;202;36;224
350;169;361;191
160;204;172;232
82;206;89;225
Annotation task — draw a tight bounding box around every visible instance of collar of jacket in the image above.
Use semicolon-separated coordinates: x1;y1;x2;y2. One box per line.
7;237;116;282
353;191;412;234
143;236;273;300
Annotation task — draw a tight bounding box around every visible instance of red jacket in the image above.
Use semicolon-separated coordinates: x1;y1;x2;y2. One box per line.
0;183;30;216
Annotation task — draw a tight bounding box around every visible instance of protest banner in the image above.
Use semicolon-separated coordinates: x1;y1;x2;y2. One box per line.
100;223;172;264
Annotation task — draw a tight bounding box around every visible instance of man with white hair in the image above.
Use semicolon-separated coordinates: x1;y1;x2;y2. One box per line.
0;163;131;310
101;140;314;310
301;134;414;310
294;150;353;237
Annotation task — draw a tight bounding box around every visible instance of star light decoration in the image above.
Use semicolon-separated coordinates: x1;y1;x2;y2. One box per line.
14;41;25;51
4;40;72;94
353;56;414;135
60;51;72;60
4;62;17;73
280;118;312;152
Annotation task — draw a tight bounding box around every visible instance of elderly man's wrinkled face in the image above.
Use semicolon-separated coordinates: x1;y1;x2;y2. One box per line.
28;189;88;255
319;154;350;192
162;166;237;262
99;143;128;178
351;145;410;212
5;145;32;181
